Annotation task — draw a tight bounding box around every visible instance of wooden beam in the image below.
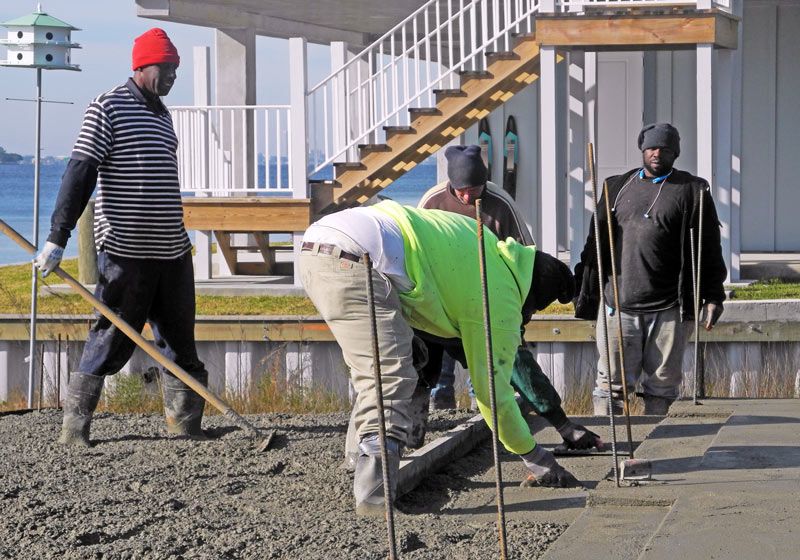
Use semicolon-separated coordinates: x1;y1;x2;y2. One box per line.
182;197;311;232
536;12;739;50
4;315;800;343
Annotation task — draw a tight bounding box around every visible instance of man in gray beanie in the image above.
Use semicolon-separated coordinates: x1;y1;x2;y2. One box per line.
573;123;727;415
412;144;603;454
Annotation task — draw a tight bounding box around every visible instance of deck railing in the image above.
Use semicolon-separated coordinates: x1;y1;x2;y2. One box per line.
170;105;292;195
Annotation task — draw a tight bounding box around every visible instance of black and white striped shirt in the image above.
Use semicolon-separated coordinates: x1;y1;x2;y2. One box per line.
69;79;191;259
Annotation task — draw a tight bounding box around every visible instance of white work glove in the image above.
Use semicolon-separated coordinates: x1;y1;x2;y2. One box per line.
519;445;581;488
34;241;64;278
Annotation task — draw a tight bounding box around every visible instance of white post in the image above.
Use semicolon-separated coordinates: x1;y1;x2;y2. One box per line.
580;52;598;268
696;44;714;193
568;51;586;268
540;45;559;256
289;38;309;286
193;46;213;280
714;47;735;282
728;0;743;281
330;42;348;162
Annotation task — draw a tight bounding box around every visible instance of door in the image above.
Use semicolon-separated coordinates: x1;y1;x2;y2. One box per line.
597;52;644;181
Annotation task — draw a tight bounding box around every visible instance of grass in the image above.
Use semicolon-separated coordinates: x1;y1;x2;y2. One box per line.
0;258;569;316
728;278;800;300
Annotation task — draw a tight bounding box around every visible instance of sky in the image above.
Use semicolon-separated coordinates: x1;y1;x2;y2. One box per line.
0;1;332;157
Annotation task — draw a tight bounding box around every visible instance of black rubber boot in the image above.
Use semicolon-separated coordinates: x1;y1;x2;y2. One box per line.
161;369;208;439
642;394;674;415
58;372;105;447
407;384;432;450
354;434;401;517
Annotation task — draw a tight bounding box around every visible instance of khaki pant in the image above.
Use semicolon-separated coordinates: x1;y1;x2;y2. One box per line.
594;305;689;400
299;250;417;445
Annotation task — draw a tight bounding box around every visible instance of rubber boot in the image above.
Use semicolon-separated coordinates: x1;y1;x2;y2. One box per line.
58;372;105;447
161;369;208;439
354;434;401;517
593;395;623;417
642;394;674;415
407;384;431;450
341;407;359;472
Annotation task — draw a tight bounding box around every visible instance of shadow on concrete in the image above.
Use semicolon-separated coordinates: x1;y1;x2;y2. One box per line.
701;444;800;470
645;422;726;440
727;415;800;426
650;444;800;475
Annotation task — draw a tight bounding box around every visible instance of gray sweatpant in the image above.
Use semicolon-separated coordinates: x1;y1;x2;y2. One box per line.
298;250;417;445
594;305;689;400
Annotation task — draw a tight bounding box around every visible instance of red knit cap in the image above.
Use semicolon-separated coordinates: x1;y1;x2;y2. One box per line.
131;28;180;71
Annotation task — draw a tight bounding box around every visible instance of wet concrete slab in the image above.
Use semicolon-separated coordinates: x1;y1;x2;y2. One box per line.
538;399;800;560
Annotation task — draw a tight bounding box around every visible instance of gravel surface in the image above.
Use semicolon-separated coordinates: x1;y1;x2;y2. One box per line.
0;409;566;559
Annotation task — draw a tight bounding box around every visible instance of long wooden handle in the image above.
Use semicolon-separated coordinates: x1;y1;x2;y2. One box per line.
0;218;260;438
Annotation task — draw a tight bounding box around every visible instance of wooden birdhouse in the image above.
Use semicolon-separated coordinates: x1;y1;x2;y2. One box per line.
0;5;80;70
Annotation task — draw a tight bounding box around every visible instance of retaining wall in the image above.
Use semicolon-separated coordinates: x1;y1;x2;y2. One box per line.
2;301;800;405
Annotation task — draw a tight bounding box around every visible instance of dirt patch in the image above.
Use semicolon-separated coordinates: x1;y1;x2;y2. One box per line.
0;409;565;559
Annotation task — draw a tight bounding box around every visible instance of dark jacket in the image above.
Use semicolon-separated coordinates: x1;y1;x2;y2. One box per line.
574;168;727;321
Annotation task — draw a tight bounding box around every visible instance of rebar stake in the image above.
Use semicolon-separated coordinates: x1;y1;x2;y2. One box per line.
602;181;635;460
476;199;509;559
363;253;398;560
588;143;620;487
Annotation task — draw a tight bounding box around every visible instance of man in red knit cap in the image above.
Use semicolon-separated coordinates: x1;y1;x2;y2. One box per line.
35;29;210;447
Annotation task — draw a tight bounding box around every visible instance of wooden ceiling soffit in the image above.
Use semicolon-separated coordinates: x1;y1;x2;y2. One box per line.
535;11;739;50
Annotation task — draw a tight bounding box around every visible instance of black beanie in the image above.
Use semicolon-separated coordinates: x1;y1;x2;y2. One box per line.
638;123;681;156
445;145;487;189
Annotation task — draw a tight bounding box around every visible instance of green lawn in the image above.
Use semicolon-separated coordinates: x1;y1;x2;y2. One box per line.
727;279;800;300
2;259;797;316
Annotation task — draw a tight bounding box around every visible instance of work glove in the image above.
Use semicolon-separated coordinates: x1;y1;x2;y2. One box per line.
519;445;581;488
33;241;64;278
530;250;575;311
702;301;724;331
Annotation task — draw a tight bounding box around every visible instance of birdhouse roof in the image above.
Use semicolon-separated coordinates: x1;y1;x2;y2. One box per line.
2;12;79;31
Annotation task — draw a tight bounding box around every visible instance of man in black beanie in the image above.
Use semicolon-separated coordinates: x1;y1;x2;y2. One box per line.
574;123;727;415
413;144;603;454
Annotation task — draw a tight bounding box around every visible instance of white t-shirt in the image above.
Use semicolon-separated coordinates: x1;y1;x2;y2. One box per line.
303;207;414;291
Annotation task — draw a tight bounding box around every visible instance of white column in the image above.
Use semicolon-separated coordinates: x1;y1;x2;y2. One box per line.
581;52;598;268
698;42;737;282
728;0;744;281
289;37;309;286
568;51;586;268
193;46;213;280
540;46;558;255
330;42;348;162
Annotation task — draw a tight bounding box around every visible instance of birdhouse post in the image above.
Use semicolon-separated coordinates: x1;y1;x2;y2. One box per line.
1;4;81;408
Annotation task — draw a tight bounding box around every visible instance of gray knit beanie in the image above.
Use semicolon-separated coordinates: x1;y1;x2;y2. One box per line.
638;123;681;156
446;145;487;189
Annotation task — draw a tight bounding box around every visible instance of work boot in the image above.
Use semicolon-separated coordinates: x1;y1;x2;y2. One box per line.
642;394;674;415
593;395;623;417
430;392;457;411
58;372;105;447
354;434;401;517
407;384;431;450
161;369;208;439
341;408;359;472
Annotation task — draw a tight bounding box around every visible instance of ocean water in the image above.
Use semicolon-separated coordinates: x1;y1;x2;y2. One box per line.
0;161;438;265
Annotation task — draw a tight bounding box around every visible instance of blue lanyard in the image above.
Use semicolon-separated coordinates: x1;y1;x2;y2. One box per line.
639;168;672;183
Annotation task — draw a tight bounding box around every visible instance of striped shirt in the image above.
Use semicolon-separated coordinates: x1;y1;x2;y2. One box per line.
71;79;191;259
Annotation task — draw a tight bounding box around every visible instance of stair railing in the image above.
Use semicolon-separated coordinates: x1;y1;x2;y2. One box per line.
307;0;542;176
